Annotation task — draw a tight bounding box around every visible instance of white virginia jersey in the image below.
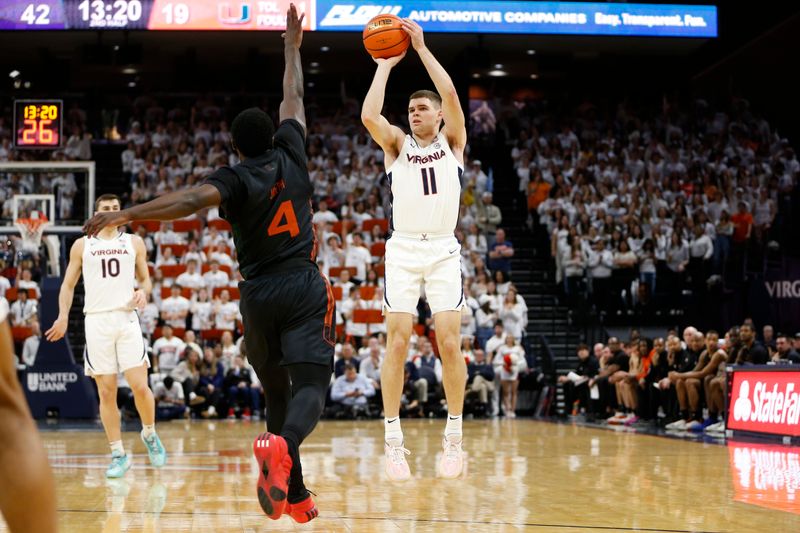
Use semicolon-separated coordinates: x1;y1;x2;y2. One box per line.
386;133;463;235
82;232;137;314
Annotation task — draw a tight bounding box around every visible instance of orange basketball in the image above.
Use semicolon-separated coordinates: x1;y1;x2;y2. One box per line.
362;14;409;59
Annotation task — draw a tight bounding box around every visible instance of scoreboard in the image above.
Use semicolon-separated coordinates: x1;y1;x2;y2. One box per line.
0;1;313;31
13;100;63;149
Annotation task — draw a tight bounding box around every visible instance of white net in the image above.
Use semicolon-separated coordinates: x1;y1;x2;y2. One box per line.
14;214;52;253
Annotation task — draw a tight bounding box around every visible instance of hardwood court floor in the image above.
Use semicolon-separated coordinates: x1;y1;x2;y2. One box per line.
4;419;799;532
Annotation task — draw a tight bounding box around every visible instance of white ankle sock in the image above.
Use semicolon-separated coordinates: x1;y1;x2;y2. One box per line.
110;440;125;456
384;416;403;446
445;413;462;441
141;424;156;439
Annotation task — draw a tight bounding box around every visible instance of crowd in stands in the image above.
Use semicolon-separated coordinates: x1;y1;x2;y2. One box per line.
516;98;798;319
559;321;800;433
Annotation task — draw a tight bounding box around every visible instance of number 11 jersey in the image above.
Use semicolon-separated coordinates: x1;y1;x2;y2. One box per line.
82;232;137;314
386;133;463;236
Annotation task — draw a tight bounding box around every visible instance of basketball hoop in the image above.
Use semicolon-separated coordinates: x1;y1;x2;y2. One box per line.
14;215;51;253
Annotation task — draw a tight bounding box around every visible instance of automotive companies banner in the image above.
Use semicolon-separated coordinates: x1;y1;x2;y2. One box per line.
316;1;718;36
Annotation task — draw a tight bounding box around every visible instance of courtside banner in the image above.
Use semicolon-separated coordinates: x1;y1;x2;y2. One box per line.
727;369;800;438
316;1;718;37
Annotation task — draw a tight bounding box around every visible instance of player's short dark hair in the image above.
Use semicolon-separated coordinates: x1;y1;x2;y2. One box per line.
577;343;589;353
409;90;442;108
95;194;121;210
344;363;357;373
231;107;275;158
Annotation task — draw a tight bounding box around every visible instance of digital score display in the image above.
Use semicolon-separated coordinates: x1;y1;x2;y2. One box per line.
13;100;63;149
0;1;312;30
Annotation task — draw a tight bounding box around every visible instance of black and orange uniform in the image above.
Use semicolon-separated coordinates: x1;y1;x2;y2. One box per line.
205;119;335;369
204;118;334;503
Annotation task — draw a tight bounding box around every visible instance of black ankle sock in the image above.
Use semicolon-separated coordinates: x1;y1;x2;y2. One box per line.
287;489;310;504
281;427;306;499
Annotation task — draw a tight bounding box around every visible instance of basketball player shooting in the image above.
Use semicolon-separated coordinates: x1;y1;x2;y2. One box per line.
47;194;167;479
84;5;328;523
361;19;468;480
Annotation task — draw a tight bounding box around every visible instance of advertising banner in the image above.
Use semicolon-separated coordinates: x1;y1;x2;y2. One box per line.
316;1;718;37
727;369;800;438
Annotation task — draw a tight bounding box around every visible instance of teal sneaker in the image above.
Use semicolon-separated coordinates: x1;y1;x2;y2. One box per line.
141;432;167;468
106;452;131;478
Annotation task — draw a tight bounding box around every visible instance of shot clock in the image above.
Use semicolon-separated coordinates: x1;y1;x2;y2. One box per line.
13;100;63;149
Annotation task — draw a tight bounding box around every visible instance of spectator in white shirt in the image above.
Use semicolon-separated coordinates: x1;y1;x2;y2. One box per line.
587;240;614;312
334;268;356;300
181;241;208;265
219;330;239;371
10;291;37;326
203;260;230;290
21;321;41;367
139;292;160;337
121;141;136;173
466;223;488;256
689;225;714;262
161;285;190;329
214;289;239;331
344;232;372;281
16;269;40;299
155;245;178;268
312;200;338;225
320;235;345;277
176;259;205;290
152;325;186;374
201;226;227;249
359;339;384;391
208;242;234;268
153;375;186;420
191;288;215;331
341;287;368;347
154;221;182;247
688;224;714;299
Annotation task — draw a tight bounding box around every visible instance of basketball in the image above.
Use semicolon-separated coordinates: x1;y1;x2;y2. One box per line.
362;14;409;59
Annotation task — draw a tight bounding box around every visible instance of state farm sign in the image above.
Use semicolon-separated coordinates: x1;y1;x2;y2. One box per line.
727;371;800;437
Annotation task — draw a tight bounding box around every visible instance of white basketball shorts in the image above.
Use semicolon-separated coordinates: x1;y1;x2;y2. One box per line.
383;233;465;315
84;309;149;376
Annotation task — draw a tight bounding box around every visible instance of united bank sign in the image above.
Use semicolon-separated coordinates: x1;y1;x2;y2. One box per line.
27;372;79;393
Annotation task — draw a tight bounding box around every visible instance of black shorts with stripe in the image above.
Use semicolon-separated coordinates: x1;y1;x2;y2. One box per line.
238;264;335;371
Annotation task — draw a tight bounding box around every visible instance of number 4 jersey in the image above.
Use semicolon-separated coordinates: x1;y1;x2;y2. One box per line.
386;133;463;236
204;119;317;280
82;232;137;314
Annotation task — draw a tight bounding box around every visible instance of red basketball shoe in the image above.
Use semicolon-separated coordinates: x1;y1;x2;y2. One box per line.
286;492;319;523
252;432;292;520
